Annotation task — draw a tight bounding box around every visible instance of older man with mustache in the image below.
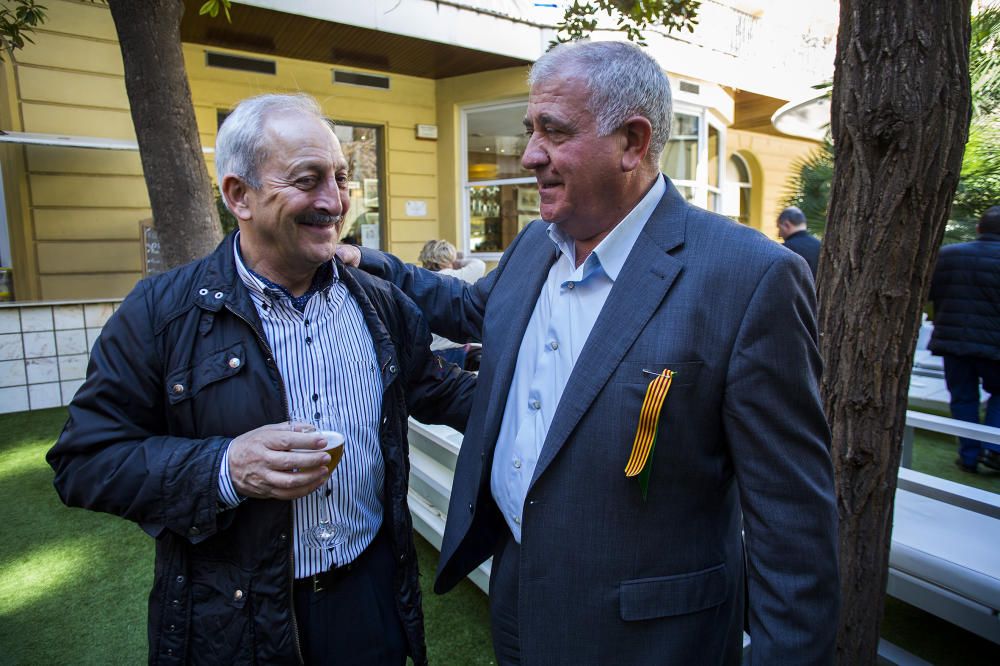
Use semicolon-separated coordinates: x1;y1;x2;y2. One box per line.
47;93;475;665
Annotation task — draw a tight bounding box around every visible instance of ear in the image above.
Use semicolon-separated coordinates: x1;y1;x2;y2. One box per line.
620;116;653;172
221;174;254;222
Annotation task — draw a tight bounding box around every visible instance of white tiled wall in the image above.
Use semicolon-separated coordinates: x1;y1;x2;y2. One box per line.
0;300;121;415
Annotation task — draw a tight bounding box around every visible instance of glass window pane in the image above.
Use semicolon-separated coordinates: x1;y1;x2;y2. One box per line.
468;183;539;253
728;155;750;184
661;113;699;181
739;187;752;225
466;104;532;181
708;125;720;188
334;124;382;249
707;190;720;212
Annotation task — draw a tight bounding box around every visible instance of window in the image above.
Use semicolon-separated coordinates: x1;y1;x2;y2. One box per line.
333;122;384;250
462;101;538;258
659;105;725;212
724;154;752;225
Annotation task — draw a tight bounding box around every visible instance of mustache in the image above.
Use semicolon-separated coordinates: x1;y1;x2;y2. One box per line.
295;212;343;226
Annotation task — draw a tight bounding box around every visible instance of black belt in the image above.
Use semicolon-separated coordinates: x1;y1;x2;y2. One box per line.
294;530;382;594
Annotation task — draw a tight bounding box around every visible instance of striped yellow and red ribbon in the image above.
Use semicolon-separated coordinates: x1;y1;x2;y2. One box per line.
624;369;674;500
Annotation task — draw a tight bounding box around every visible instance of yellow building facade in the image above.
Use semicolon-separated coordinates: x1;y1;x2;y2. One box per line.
0;0;822;302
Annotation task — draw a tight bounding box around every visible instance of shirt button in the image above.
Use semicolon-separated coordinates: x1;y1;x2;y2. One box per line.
304;319;310;326
513;459;521;469
305;337;313;345
312;393;319;401
530;399;541;410
549;341;559;351
513;516;521;525
228;357;240;369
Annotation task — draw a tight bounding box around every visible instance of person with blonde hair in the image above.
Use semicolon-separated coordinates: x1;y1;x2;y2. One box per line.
418;239;485;368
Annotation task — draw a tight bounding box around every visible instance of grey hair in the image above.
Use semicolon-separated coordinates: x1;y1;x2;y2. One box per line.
778;206;807;226
528;41;672;161
418;239;458;270
215;93;327;193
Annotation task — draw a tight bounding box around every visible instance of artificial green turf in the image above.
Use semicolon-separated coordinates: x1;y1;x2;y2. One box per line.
2;407;998;664
0;407;493;665
0;407;150;664
909;417;1000;493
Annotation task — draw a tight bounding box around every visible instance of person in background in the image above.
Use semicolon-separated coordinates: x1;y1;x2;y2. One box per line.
928;205;1000;473
46;93;474;665
777;205;822;278
341;40;838;665
419;239;486;370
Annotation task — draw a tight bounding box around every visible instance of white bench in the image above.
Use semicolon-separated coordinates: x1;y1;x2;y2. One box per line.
892;413;1000;645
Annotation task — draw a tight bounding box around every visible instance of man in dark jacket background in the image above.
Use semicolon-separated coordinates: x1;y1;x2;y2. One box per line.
777;206;821;279
929;205;1000;473
47;93;474;665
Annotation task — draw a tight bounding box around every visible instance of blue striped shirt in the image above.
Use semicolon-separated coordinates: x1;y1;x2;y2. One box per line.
218;234;384;578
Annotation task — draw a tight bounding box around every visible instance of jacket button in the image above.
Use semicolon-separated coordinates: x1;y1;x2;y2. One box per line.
228;357;241;369
167;649;173;657
468;503;474;513
176;575;184;584
198;288;208;296
399;553;406;563
234;589;244;601
171;599;180;607
171;384;184;395
168;624;176;632
388;364;397;373
188;526;200;536
214;291;224;299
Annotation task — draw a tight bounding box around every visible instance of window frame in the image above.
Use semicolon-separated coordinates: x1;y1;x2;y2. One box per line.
460;98;535;261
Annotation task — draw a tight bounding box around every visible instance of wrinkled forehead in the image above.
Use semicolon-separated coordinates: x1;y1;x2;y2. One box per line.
260;111;345;166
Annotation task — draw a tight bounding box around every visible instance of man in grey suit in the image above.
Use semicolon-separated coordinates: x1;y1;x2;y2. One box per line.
341;41;838;665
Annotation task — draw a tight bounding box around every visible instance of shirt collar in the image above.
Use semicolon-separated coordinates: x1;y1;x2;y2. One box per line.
232;231;339;308
545;174;665;282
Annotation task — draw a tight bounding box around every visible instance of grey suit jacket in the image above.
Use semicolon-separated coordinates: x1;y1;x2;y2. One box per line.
362;178;839;665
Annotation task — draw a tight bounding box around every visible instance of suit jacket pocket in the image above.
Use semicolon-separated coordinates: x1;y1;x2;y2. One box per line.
619;563;726;621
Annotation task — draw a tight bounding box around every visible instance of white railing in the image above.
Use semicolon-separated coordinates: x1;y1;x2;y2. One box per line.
901;410;1000;474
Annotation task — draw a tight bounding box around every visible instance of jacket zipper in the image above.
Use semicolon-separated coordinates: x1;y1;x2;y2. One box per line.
224;303;305;664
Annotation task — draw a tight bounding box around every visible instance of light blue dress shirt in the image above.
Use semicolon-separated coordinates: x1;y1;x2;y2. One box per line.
491;175;667;542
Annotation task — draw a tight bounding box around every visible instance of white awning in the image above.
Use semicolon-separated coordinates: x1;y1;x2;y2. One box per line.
0;130;214;153
771;93;830;142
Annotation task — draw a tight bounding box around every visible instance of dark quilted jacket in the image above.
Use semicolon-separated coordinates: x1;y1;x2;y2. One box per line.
928;233;1000;359
47;232;474;665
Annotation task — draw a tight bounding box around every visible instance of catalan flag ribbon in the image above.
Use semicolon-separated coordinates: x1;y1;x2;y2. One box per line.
624;369;674;501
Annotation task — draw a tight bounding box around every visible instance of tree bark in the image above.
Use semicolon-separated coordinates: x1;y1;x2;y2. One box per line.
821;2;971;663
107;0;221;270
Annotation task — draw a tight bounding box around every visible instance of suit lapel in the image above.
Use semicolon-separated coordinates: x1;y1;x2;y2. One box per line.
479;222;558;448
530;179;689;487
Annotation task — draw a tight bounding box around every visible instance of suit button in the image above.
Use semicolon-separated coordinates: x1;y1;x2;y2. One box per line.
188;526;200;536
468;503;474;513
234;589;244;601
175;575;184;584
228;357;241;369
171;384;184;395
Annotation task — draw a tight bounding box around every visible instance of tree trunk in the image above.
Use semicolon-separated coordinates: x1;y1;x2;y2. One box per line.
821;2;971;663
107;0;221;270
